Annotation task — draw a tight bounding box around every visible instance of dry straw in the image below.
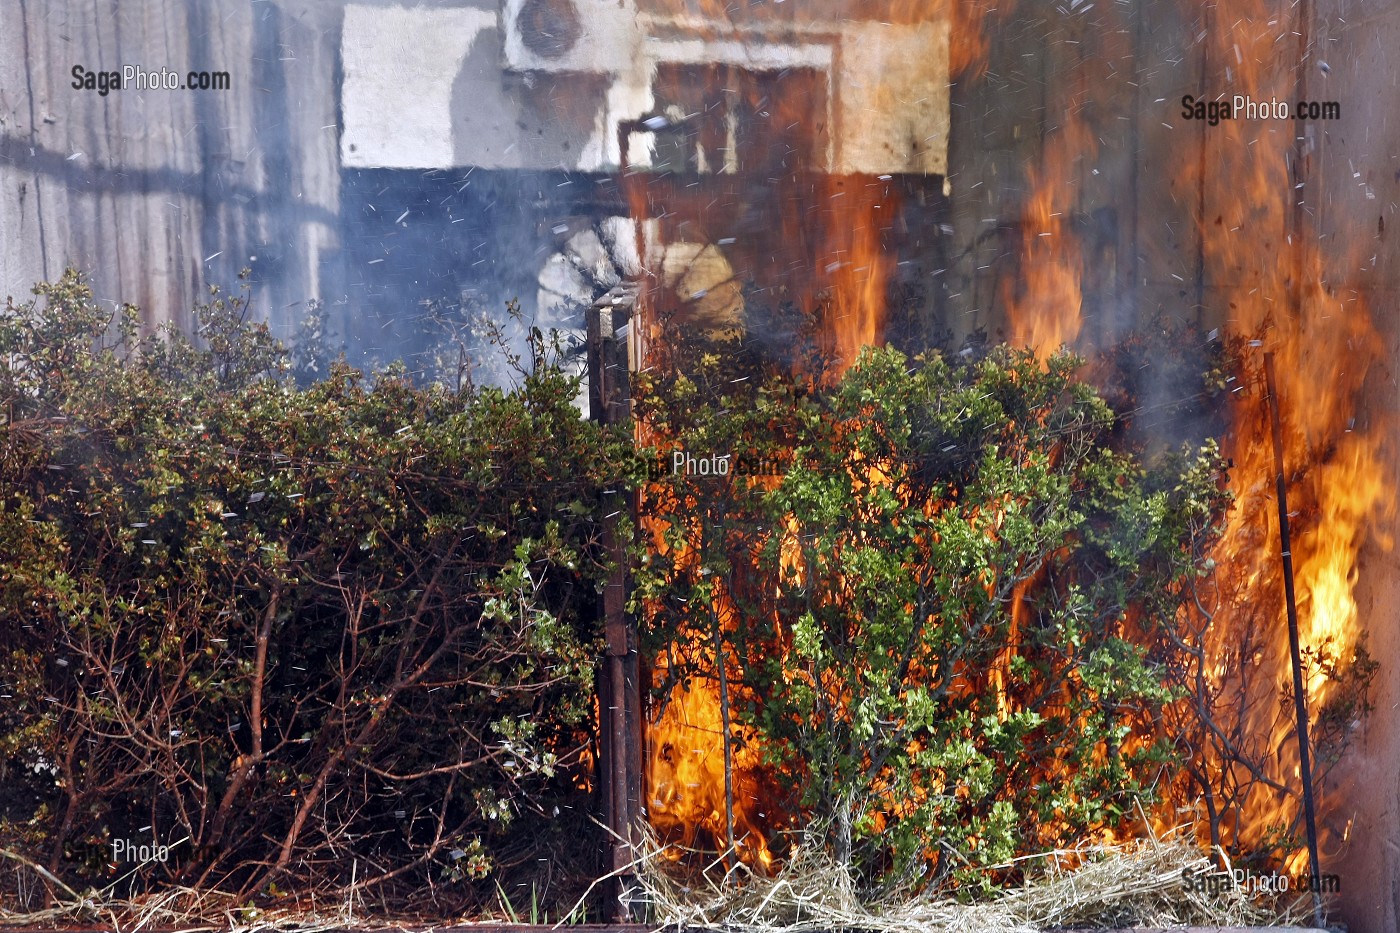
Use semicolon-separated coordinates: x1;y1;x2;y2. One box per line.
5;826;1315;932
0;847;381;933
633;826;1305;933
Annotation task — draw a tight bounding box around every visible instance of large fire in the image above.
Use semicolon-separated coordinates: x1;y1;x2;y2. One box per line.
626;0;1387;887
1173;0;1390;874
1000;0;1389;876
626;1;906;866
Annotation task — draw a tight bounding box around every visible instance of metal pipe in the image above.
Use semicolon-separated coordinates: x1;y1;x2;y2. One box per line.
1262;350;1324;928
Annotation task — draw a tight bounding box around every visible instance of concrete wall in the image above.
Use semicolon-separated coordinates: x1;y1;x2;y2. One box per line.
0;0;341;333
1;0;951;334
340;1;950;173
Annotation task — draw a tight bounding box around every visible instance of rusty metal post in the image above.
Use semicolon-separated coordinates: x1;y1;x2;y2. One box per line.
588;286;643;921
1262;351;1324;928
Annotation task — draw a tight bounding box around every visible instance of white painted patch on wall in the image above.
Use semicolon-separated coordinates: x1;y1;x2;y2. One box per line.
836;20;950;176
341;5;497;168
340;2;949;176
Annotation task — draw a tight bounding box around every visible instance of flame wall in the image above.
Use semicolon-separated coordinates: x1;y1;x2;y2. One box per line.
945;5;1400;930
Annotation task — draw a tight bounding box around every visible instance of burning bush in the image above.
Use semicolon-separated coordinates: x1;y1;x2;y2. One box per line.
635;343;1231;892
0;273;637;914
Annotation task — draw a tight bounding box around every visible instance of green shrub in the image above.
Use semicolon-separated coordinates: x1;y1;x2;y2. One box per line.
634;344;1230;892
0;272;636;911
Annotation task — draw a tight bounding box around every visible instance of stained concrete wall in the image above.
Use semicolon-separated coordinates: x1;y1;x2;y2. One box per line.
0;0;342;333
340;1;950;174
2;0;951;332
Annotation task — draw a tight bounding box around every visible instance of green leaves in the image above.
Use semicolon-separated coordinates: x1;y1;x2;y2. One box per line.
637;342;1229;892
0;272;630;905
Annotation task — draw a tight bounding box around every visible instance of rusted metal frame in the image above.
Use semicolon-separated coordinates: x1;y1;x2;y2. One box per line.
588;286;643;921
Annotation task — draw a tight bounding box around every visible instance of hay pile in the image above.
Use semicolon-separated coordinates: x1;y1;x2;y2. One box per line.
0;847;389;933
6;832;1311;932
634;831;1300;933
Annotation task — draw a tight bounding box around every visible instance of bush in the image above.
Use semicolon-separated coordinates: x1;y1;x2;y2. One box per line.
634;344;1230;892
0;272;637;912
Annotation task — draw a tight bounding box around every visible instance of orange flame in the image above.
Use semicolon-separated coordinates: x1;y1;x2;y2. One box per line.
819;176;893;378
988;0;1389;867
631;6;909;867
633;0;1395;879
647;633;778;870
1003;115;1093;353
997;5;1113;355
1176;0;1391;867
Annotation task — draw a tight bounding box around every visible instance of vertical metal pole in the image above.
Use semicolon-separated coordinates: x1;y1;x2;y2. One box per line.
1262;351;1324;927
589;290;641;921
